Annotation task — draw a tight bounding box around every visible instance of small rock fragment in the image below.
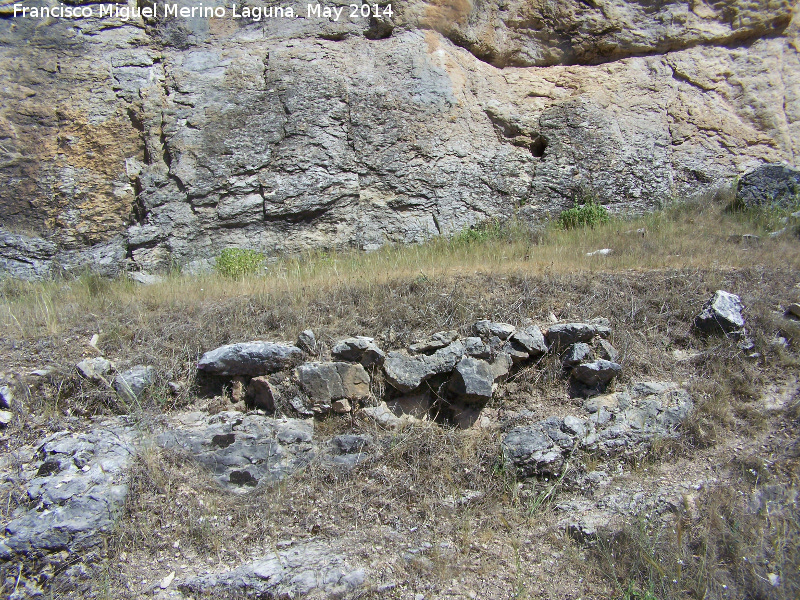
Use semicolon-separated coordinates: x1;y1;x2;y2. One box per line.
449;357;494;403
113;365;156;402
0;410;12;427
510;325;548;357
563;343;594;368
597;339;619;361
0;384;12;409
362;402;402;429
409;330;459;354
572;360;622;388
76;357;115;383
160;571;176;589
331;337;385;367
785;303;800;319
694;290;745;335
331;434;371;455
296;329;317;355
473;320;515;340
546;323;596;349
129;271;162;285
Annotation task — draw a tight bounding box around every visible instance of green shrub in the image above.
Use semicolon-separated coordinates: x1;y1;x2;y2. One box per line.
557;199;610;230
215;248;266;278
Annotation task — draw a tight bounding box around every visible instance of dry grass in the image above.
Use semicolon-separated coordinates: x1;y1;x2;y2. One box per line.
595;475;800;600
1;195;800;599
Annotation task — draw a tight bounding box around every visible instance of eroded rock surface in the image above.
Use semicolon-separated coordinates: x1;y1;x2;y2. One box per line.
503;382;692;477
177;540;366;599
0;425;135;560
1;3;798;276
156;411;315;492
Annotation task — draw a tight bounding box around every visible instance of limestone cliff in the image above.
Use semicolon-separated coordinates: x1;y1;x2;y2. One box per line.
0;0;798;276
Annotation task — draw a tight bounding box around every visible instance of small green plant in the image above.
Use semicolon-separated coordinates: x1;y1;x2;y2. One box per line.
557;198;610;230
214;248;266;278
451;219;505;245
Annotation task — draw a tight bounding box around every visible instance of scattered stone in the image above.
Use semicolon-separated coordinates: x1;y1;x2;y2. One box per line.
463;336;492;359
785;303;800;319
296;329;317;355
0;410;12;427
510;325;548;357
546;323;597;349
586;248;612;256
30;367;55;377
168;381;184;395
387;393;432;419
672;349;701;362
296;362;370;413
694;290;745;335
624;228;647;236
572;360;622;389
735;163;800;209
197;342;303;376
159;571;176;590
473;320;516;340
0;426;135;560
449;357;494;403
362;402;402;429
177;541;365;599
409;330;459;354
597;339;619;362
75;357;115;384
562;415;587;438
331;434;372;455
501;340;530;364
247;376;275;411
727;233;760;245
441;489;485;509
489;352;513;382
0;384;12;409
331;336;385;368
502;423;565;477
128;271;162;285
113;365;156;403
563;343;594;368
566;517;606;543
157;412;314;493
332;399;352;413
383;341;464;393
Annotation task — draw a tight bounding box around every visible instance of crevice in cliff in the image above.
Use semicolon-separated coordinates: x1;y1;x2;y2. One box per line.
484;108;547;159
432;213;442;235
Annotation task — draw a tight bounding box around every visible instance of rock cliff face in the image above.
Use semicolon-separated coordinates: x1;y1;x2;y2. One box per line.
0;1;798;275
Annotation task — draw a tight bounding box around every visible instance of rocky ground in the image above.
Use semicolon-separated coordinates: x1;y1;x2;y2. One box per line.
1;261;799;599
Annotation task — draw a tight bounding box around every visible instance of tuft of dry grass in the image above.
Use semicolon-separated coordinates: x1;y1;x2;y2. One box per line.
594;478;800;600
